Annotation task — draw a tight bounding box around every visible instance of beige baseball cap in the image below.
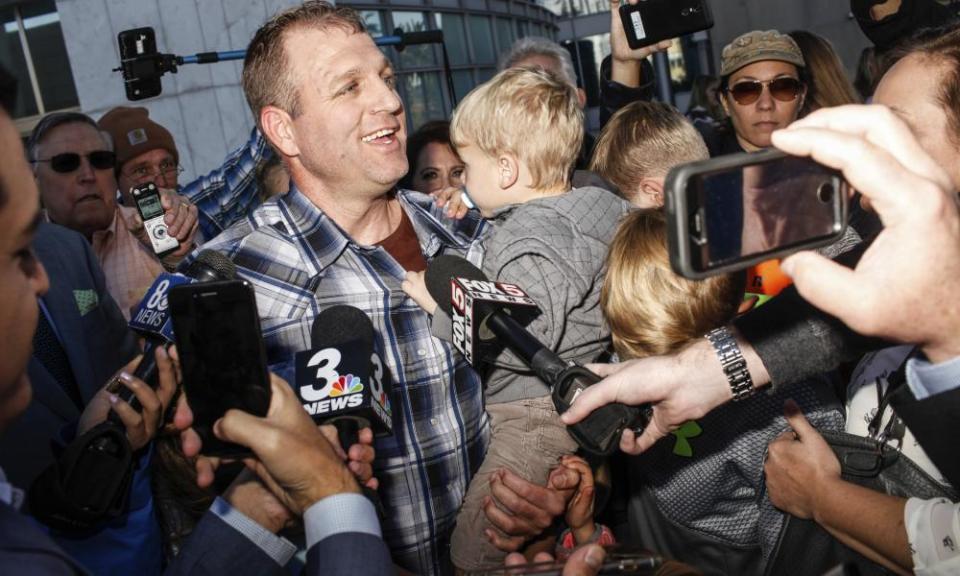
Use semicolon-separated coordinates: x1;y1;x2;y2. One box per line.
720;30;805;77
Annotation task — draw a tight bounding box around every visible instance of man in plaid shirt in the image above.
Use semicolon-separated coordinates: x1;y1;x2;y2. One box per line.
194;3;494;573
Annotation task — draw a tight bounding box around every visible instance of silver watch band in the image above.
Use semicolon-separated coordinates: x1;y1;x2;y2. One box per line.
705;327;755;402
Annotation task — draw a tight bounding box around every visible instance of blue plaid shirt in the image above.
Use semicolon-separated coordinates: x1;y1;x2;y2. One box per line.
197;186;490;575
179;128;271;241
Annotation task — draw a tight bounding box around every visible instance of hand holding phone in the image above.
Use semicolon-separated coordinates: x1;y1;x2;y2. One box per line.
619;0;713;50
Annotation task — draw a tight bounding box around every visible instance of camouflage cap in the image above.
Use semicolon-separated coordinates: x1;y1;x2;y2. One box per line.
720;30;805;77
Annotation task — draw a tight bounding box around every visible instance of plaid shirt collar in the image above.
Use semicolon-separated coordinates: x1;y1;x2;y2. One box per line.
268;184;484;277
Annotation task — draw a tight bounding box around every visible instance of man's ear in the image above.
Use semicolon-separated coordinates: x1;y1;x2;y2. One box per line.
260;106;299;158
498;153;519;189
637;177;665;208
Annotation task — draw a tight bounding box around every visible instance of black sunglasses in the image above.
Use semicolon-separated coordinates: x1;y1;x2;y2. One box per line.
33;150;117;174
727;77;804;106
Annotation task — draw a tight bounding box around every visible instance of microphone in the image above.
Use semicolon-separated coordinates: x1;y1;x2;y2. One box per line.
116;250;236;411
294;305;394;451
425;255;648;456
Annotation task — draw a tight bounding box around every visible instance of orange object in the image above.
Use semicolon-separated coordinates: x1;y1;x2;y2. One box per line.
746;259;792;297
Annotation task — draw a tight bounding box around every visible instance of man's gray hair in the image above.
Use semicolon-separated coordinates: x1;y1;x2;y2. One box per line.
498;36;578;89
26;111;112;162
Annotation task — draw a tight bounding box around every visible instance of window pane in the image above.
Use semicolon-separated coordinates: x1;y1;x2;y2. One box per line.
436;12;469;66
495;17;514;53
467;15;495;64
360;10;384;37
393;11;436;69
452;70;474;102
515;19;528;39
402;71;447;131
22;0;78;112
477;67;495;83
541;0;567;17
0;7;38;117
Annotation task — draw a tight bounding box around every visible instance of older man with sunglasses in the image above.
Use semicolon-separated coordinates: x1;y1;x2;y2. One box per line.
707;30;808;156
28;112;195;319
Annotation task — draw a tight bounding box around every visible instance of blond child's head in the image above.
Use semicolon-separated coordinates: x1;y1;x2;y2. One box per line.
602;210;744;359
590;101;708;209
450;67;583;216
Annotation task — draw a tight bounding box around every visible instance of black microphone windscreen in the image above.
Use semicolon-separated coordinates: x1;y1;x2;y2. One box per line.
425;255;487;317
187;250;237;282
311;305;375;350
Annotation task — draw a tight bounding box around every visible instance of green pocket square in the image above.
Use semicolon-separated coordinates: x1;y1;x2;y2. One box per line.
74;289;99;316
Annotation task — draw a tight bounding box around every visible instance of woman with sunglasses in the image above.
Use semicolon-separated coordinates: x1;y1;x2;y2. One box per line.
706;30;808;157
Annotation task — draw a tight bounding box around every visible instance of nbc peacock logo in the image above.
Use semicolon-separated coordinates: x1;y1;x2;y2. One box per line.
330;374;363;397
377;389;391;413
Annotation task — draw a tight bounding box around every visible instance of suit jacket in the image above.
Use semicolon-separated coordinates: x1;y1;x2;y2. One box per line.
0;223;153;575
891;384;960;490
0;222;139;490
0;499;395;576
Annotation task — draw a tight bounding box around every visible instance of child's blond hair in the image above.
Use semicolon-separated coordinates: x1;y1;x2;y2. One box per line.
602;210;744;359
450;66;582;191
590;101;708;200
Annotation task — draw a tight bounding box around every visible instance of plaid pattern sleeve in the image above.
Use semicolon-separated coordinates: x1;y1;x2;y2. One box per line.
195;187;489;575
179;127;272;241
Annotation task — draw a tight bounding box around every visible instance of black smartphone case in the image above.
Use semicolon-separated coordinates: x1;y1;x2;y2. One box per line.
619;0;714;50
664;148;849;280
169;279;272;457
117;27;163;100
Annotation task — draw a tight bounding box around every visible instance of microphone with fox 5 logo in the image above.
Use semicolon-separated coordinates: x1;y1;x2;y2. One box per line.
294;305;394;451
425;255;648;456
115;250;236;411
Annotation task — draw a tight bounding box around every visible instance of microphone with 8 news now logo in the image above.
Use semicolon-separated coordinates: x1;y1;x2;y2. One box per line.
114;250;236;414
424;255;648;456
294;305;394;450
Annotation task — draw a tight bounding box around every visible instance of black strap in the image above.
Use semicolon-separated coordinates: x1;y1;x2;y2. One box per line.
866;347;917;443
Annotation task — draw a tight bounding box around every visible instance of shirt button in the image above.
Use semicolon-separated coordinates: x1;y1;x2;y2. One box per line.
417;349;427;357
430;418;439;426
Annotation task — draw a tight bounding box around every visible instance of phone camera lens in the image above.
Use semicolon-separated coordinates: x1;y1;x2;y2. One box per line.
817;182;835;204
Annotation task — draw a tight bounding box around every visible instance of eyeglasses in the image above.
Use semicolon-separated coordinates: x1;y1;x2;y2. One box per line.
33;150;116;174
123;161;184;183
727;77;804;106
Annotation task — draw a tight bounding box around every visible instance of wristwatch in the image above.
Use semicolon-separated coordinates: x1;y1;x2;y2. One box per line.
705;327;755;402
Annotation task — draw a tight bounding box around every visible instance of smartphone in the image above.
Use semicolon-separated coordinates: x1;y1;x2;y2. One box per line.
468;551;663;575
169;279;271;456
619;0;713;50
131;182;179;258
666;148;849;280
117;27;163;100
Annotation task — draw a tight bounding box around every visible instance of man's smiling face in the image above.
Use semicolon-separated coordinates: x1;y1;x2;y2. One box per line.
282;27;409;197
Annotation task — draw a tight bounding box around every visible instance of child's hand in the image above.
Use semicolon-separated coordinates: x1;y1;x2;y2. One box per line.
432;186;470;220
402;270;438;315
559;455;596;545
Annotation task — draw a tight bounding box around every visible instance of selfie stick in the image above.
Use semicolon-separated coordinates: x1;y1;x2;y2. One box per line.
170;31;441;65
115;29;457;105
